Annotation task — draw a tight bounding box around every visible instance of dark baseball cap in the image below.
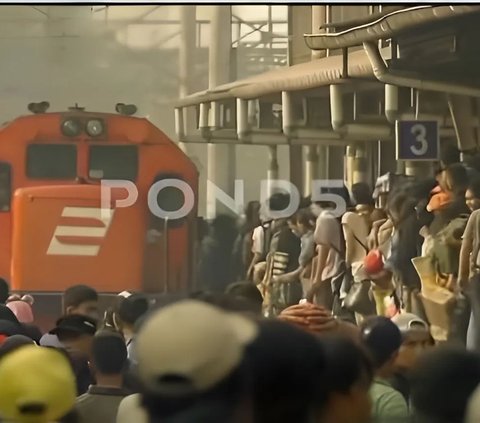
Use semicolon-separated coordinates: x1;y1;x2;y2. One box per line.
50;315;97;337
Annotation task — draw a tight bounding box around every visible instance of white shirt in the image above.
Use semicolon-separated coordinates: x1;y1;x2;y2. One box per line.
252;225;265;255
314;210;344;281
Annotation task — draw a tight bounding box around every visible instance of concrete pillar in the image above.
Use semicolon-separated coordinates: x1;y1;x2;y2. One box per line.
378;141;397;176
311;6;327;60
267;146;279;197
318;146;328;180
353;143;368;184
178;6;197;154
328;146;346;181
206;6;236;219
287;6;312;66
302;6;325;197
405;161;433;179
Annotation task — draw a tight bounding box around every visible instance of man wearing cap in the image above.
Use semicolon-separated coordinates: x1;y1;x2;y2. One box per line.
389;313;432;404
50;314;97;395
0;345;77;423
117;300;257;423
360;316;410;423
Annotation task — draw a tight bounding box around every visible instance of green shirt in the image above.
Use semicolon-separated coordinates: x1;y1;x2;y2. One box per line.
370;378;410;423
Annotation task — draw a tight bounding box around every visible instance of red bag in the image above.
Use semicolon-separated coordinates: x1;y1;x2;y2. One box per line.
364;249;384;275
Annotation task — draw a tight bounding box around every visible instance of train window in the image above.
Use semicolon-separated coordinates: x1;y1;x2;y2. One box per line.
0;163;11;211
88;145;138;181
26;144;77;179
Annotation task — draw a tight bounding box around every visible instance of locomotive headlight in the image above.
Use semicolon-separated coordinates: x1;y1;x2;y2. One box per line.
86;119;104;137
61;119;82;137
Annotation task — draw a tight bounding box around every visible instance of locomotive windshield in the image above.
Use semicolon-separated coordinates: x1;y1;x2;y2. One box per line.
88;145;138;181
26;144;77;179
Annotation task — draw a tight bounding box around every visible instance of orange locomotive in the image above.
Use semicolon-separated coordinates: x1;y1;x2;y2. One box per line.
0;103;198;299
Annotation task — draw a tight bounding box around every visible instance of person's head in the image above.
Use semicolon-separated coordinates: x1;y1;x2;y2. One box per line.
311;185;351;217
0;335;36;359
135;300;257;422
351;183;374;208
360;316;402;377
296;208;315;235
443;163;468;196
7;295;34;324
91;330;128;379
116;293;150;332
391;313;431;371
0;279;9;304
51;315;97;359
225;282;263;315
63;285;99;320
245;319;326;423
410;347;480;423
316;337;373;423
267;192;296;222
466;177;480;212
0;345;76;423
386;191;416;226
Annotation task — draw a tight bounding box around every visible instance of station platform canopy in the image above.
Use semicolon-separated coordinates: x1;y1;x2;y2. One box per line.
175;5;480;110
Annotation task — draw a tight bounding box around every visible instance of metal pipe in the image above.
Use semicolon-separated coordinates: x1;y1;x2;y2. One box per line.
199;103;209;128
363;41;480;97
174;108;185;140
330;84;392;139
236;98;249;141
281;91;295;137
385;84;399;123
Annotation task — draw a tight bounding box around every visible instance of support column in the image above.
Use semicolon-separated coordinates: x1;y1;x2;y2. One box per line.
328;146;345;181
318;146;327;180
178;6;197;154
405;161;433;179
302;6;325;197
267;146;279;197
206;6;236;219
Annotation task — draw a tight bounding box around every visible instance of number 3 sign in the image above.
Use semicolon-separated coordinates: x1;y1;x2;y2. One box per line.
395;120;439;161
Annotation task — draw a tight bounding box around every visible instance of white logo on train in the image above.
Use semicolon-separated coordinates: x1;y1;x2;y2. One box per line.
46;207;115;257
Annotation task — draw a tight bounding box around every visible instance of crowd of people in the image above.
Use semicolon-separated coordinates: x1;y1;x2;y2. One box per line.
4;147;480;422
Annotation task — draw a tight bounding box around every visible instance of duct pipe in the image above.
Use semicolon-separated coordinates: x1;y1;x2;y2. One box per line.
346;145;355;190
364;41;480;97
282;91;386;141
353;144;368;184
282;91;295;137
174;108;185;140
330;84;392;139
199;103;209;128
304;146;318;196
385;84;399;123
237;98;250;141
209;101;221;129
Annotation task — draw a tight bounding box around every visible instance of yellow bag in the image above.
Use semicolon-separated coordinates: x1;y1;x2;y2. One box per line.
412;257;456;342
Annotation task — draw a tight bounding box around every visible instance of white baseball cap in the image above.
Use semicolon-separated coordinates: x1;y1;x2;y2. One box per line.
135;300;258;396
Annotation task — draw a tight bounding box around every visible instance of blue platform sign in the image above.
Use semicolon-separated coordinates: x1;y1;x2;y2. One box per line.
396;120;439;161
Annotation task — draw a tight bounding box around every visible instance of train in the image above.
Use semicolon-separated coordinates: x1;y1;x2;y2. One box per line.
0;103;198;328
